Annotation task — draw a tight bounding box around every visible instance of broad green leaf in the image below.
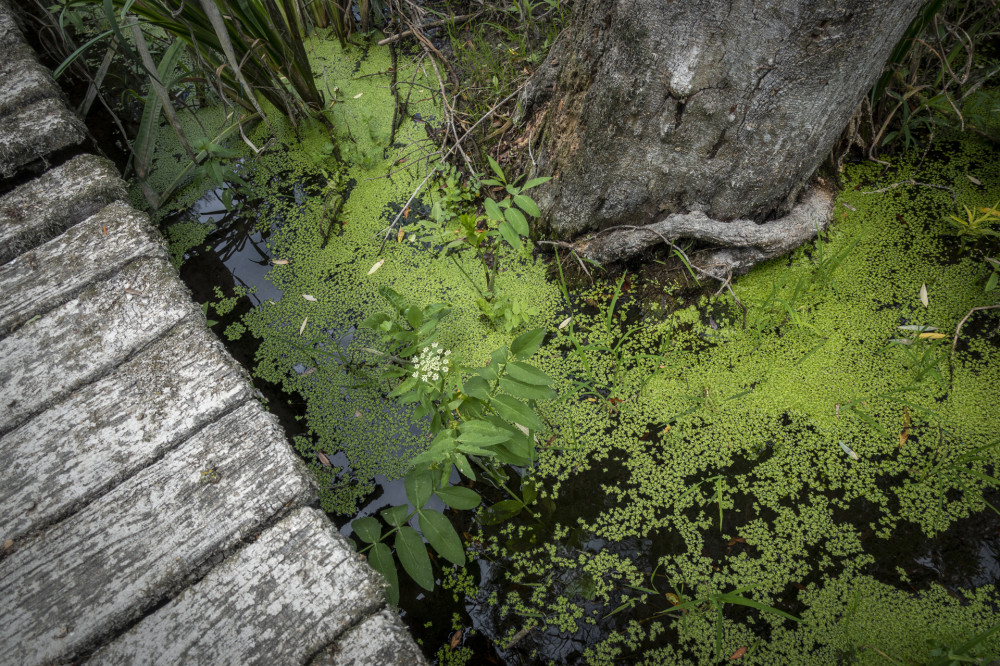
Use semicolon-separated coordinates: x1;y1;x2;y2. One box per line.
395;526;434;591
405;306;422;329
513;194;541;218
487;155;506;182
506;361;553;386
463;376;492;401
352;516;382;543
457;397;485;420
503;431;534;460
491;346;509;366
454;453;476;481
714;593;802;623
457;443;499;457
368;542;399;605
381;504;409;528
388;376;417;398
504;207;529;237
458;420;511;446
435;485;481;510
522;176;552;190
361;312;389;329
491;394;544;431
499;376;557;401
510;328;546;359
418;509;465;565
484;197;504;221
480;499;523;525
478;364;500;382
405;468;435;508
497;220;523;251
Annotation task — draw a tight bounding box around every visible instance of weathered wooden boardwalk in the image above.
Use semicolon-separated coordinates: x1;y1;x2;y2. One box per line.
0;2;425;664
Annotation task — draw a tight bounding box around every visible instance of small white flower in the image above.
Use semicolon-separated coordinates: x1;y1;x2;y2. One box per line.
412;371;419;378
444;349;451;356
431;373;439;381
431;342;439;349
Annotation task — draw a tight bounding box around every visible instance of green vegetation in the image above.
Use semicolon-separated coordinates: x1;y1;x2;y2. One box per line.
44;0;1000;661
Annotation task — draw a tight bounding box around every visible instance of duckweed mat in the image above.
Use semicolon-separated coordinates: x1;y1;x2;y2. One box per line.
148;31;1000;665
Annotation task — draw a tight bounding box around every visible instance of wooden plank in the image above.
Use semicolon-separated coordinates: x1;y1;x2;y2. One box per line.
0;257;198;436
89;508;384;666
0;319;253;544
0;201;166;335
311;608;428;666
0;401;316;666
0;37;60;118
0;154;125;265
0;95;87;178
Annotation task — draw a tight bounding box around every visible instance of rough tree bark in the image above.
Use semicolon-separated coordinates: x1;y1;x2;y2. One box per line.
520;0;924;274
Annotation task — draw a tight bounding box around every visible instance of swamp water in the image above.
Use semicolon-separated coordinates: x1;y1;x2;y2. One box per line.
142;32;1000;666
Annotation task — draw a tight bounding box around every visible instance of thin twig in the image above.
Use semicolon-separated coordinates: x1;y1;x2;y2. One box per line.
377;84;527;254
377;13;477;45
950;304;1000;381
859;179;958;206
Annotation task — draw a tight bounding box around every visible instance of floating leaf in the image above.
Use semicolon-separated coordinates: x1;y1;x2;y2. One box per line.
666;593;681;606
298;317;308;336
353;92;363;98
919;283;928;308
418;509;464;565
730;646;748;660
558;316;572;330
368;258;385;275
918;332;947;340
317;451;330;466
395;526;434;591
968;173;982;186
271;258;290;265
302;294;318;302
368;542;398;605
839;440;860;461
450;630;462;650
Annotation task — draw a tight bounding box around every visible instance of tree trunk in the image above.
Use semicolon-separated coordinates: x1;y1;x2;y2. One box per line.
521;0;923;272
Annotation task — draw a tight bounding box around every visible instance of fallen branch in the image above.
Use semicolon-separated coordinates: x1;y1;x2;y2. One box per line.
377;13;477;45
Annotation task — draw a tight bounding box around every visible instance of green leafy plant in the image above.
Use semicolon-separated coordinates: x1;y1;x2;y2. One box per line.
419;160;549;332
884;324;949;386
353;287;556;603
945;201;1000;240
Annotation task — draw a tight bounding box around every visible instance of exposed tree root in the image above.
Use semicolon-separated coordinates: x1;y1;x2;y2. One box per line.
553;184;835;276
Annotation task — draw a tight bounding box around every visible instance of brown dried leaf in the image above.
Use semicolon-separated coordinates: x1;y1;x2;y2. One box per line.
918;332;947;340
397;227;405;243
730;646;748;660
317;452;331;467
272;258;290;265
450;630;462;650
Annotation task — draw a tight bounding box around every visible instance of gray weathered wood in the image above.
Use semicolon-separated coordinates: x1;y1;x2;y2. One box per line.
0;401;316;666
89;508;384;666
312;608;428;666
0;257;197;436
0;319;252;544
0;154;126;265
0;201;166;335
0;37;61;119
0;95;87;178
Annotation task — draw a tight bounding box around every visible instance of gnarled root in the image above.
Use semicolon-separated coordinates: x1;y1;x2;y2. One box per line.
558;185;835;275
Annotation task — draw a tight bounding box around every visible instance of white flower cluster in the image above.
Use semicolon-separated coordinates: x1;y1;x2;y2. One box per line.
412;342;451;382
